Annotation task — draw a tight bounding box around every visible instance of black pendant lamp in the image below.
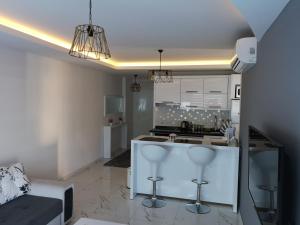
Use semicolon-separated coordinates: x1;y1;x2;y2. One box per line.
148;49;173;83
69;0;111;60
131;75;141;92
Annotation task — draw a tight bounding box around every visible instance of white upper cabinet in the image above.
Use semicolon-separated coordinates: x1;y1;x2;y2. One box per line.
154;76;229;109
204;94;228;109
181;78;204;93
204;77;228;94
154;79;181;104
181;79;204;108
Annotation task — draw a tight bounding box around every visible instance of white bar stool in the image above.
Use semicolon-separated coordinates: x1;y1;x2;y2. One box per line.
186;146;216;214
141;145;169;208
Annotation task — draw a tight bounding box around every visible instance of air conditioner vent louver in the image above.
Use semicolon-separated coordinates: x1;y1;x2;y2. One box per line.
231;37;257;73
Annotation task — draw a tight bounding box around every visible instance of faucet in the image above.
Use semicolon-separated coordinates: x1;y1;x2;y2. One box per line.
214;115;218;131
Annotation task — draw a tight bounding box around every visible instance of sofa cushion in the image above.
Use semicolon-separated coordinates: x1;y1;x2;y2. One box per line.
0;163;31;205
0;168;20;205
0;195;62;225
8;163;31;195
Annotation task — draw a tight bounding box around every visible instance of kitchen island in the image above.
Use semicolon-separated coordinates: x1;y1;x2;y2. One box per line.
130;135;239;212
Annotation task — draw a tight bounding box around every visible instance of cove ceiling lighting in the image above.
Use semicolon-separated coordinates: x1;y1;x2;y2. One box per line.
0;16;234;70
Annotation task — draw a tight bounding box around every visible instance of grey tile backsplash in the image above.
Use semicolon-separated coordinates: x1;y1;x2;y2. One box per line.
154;105;230;127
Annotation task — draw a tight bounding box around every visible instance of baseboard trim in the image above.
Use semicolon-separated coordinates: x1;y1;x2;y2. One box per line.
59;159;101;180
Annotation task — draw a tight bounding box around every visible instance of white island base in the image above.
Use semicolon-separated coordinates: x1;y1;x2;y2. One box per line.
130;136;239;212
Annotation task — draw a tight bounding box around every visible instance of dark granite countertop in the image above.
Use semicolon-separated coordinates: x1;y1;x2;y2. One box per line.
149;126;223;137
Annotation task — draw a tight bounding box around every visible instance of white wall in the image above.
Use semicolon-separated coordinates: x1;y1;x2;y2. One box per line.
0;44;122;179
240;1;298;224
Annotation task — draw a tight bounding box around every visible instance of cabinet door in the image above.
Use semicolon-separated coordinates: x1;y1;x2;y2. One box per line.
181;93;204;109
154;79;180;104
181;78;204;93
204;94;228;109
204;77;228;94
181;79;204;108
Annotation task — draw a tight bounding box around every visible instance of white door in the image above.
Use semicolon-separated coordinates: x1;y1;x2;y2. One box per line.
204;77;228;94
181;79;204;108
154;79;181;104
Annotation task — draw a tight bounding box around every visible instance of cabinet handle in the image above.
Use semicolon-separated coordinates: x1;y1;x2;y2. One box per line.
162;101;174;103
185;91;199;93
208;105;221;109
209;91;222;93
186;105;198;108
162;101;181;106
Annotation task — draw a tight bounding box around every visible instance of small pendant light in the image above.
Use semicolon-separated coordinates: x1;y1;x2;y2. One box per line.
131;75;141;92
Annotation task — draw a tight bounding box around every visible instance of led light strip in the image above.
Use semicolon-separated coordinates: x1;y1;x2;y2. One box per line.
0;16;71;49
0;15;234;69
0;15;116;67
117;60;232;67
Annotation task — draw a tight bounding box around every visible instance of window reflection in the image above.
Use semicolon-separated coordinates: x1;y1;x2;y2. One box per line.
138;98;147;112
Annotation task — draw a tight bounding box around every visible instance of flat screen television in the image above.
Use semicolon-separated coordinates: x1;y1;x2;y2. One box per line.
248;126;284;225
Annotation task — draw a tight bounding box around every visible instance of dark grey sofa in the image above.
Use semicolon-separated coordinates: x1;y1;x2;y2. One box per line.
0;195;62;225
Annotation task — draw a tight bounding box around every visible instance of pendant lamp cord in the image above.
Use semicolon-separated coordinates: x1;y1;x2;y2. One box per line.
159;51;162;71
89;0;92;25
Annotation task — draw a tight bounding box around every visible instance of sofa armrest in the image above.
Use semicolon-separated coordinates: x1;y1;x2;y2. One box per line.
29;179;72;200
29;179;74;225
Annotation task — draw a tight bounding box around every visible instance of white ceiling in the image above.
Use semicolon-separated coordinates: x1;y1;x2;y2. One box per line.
232;0;290;41
0;0;253;65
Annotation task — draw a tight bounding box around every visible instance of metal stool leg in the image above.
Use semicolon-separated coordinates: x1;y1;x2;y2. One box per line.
142;177;166;208
185;180;210;214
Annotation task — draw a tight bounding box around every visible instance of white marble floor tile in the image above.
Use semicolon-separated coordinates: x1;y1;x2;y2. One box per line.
173;203;219;225
68;160;243;225
131;198;180;225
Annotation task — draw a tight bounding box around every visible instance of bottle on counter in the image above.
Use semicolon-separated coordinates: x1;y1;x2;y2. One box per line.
228;137;238;147
225;127;236;143
169;133;177;142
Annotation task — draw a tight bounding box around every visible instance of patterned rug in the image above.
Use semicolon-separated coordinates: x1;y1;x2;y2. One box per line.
103;150;130;168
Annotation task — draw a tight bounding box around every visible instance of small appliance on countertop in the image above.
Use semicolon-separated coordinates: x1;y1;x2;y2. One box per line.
180;120;192;130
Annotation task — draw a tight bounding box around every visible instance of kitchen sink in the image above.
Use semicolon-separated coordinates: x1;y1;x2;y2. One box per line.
139;137;168;142
174;139;202;144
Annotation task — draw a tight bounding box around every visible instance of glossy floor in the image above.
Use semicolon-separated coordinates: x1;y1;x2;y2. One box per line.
68;161;243;225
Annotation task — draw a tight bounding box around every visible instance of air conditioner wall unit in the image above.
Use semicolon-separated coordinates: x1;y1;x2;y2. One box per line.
231;37;257;73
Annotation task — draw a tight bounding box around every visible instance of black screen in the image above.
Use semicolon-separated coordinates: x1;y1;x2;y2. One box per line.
64;187;73;222
248;126;281;225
